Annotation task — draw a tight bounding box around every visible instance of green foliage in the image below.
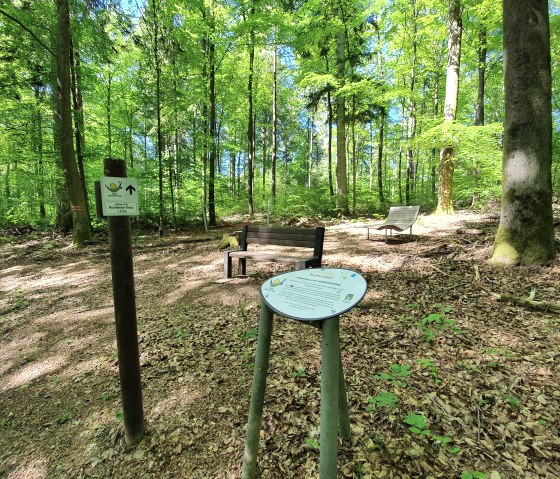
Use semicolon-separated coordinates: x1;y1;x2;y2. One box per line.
417;358;441;384
0;0;556;234
56;412;71;425
366;391;399;411
461;472;487;479
374;363;411;387
412;308;463;343
403;412;430;437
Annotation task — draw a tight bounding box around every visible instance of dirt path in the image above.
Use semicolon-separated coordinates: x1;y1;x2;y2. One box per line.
1;211;559;479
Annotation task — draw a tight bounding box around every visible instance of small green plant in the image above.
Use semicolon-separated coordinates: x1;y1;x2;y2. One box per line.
100;392;110;401
56;412;71;425
403;412;430;437
175;328;188;339
366;391;399;411
461;472;487;479
503;394;520;409
375;364;411;387
291;367;306;377
417;358;442;384
403;413;460;452
305;437;319;449
414;311;463;342
44;242;57;250
115;410;124;421
431;435;453;447
0;413;14;428
242;327;258;340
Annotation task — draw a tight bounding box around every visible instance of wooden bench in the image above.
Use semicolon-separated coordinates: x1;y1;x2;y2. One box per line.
224;225;325;279
363;205;420;240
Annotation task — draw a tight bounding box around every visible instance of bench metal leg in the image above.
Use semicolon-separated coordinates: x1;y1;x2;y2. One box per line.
242;301;274;479
319;316;340;479
224;251;233;279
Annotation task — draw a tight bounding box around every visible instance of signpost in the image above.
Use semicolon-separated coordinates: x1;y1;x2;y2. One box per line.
242;268;367;479
101;158;144;446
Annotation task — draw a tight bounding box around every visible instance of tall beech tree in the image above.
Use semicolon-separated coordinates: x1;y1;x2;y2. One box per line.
56;0;91;245
436;0;462;214
492;0;554;265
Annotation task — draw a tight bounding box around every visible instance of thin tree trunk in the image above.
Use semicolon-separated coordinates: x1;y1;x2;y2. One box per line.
152;0;164;236
307;113;312;189
271;47;278;200
327;88;334;197
474;28;487;126
336;30;349;215
208;28;217;226
377;107;386;207
33;84;46;218
247;7;255;216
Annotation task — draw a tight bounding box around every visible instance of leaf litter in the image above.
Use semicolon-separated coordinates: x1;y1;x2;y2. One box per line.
0;210;559;478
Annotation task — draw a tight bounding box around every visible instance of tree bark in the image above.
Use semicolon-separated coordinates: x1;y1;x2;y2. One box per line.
208;22;217;226
247;1;256;216
474;28;487;126
336;30;349;215
436;0;462;214
152;0;164;237
70;45;90;221
56;0;90;244
492;0;554;265
271;47;278;200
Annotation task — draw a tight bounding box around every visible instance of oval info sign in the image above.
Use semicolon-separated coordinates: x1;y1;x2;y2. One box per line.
261;268;367;321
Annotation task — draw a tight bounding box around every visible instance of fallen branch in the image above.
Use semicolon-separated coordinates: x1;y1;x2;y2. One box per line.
477;281;560;314
494;294;560;314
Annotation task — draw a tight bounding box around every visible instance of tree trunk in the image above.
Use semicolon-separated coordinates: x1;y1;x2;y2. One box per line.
56;0;90;244
208;31;217;226
492;0;554;265
246;0;256;216
336;30;349;215
377;107;386;207
70;45;90;220
307;113;312;189
406;0;418;206
474;28;487;126
152;0;164;237
271;47;277;200
436;0;462;214
33;84;46;218
327;86;334;197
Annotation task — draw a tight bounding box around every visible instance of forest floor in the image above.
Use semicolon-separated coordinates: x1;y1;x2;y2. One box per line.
0;209;559;479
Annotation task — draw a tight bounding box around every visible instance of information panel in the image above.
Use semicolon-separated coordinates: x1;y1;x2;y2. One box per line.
261;268;367;321
100;176;139;216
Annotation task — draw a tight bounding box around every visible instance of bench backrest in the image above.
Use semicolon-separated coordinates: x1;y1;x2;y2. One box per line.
240;225;325;259
385;205;420;226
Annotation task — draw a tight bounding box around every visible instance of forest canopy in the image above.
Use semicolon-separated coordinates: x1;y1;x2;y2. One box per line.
0;0;558;230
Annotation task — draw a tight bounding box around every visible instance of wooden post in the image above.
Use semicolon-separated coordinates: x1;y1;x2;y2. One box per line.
319;316;340;479
242;300;274;479
104;157;144;445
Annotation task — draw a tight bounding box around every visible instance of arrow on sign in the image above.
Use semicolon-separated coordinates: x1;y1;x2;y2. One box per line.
126;184;136;195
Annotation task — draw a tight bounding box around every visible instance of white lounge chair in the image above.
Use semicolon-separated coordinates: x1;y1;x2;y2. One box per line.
363;205;420;241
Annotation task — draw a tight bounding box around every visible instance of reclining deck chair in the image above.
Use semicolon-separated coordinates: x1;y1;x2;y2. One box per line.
363;205;420;241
